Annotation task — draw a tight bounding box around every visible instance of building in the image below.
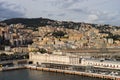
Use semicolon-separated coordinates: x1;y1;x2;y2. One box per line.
29;52;70;65
29;51;120;70
29;52;80;65
107;38;114;44
81;59;120;69
11;47;29;53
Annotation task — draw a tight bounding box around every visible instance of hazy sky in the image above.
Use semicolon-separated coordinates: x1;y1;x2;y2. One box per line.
0;0;120;25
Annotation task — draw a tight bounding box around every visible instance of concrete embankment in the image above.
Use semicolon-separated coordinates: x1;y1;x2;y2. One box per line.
26;65;120;80
1;65;120;80
1;66;25;71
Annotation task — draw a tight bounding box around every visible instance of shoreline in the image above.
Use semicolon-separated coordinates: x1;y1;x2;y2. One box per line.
1;65;120;80
1;66;25;71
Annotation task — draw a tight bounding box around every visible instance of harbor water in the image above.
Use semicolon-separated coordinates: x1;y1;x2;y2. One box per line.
0;69;107;80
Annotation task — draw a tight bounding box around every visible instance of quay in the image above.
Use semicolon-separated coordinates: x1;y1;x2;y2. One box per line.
0;65;120;80
1;63;120;80
2;66;25;71
26;65;120;80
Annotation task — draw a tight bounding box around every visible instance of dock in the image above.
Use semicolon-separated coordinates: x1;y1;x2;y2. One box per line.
1;66;25;71
26;65;120;80
1;65;120;80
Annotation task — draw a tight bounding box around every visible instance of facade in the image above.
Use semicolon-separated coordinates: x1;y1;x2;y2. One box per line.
11;47;29;52
29;52;120;70
81;59;120;69
29;52;80;65
107;38;114;44
0;51;14;54
29;52;69;65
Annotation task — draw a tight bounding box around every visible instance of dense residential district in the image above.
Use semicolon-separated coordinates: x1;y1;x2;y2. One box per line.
0;18;120;78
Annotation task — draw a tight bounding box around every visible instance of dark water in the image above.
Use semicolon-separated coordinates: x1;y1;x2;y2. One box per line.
0;69;105;80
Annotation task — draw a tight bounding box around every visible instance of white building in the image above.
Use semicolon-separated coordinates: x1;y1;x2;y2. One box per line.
29;52;120;70
108;38;114;44
29;52;79;65
81;59;120;69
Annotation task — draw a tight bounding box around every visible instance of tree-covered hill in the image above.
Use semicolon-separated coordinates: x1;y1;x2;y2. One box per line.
0;17;55;27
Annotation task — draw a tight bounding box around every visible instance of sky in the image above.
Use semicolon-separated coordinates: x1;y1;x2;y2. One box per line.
0;0;120;26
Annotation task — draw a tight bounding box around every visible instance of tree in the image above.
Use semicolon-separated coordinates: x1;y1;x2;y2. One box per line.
39;48;47;54
52;31;67;38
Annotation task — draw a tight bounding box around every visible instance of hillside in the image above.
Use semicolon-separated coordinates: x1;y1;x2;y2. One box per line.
0;17;120;31
1;17;120;46
0;18;55;27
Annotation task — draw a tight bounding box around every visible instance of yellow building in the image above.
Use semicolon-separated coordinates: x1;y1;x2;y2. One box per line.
28;45;39;52
12;47;29;52
69;33;83;41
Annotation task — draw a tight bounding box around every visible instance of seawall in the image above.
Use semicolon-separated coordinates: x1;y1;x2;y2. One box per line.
1;65;120;80
26;65;120;80
1;66;25;71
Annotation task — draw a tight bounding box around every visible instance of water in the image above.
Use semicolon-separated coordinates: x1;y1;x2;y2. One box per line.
0;69;105;80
